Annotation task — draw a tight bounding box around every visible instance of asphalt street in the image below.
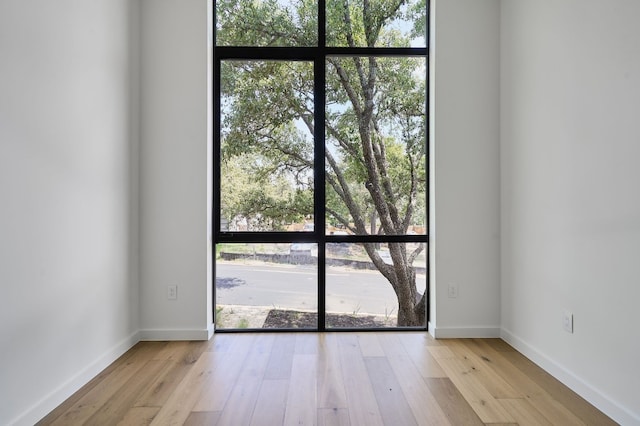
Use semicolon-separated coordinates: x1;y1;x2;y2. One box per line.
215;261;427;316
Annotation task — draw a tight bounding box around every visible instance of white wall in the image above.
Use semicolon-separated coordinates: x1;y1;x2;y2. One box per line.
138;0;212;339
430;0;502;337
136;0;502;341
0;0;140;424
501;1;640;423
135;0;501;341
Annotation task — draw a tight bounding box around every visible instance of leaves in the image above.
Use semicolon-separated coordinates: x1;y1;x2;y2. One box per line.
216;0;317;46
218;0;426;236
221;154;313;231
326;0;415;47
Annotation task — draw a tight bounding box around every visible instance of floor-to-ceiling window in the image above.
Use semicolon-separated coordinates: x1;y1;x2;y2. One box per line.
214;0;429;331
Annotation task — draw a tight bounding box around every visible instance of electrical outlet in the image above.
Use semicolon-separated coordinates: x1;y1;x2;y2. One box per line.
448;283;458;298
562;310;573;333
168;285;178;300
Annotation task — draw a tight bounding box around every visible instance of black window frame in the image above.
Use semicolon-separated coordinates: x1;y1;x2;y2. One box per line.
213;0;430;332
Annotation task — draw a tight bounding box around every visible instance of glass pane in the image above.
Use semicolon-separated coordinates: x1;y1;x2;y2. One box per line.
221;60;314;232
216;0;317;47
325;56;426;235
325;242;427;328
216;243;318;329
326;0;426;48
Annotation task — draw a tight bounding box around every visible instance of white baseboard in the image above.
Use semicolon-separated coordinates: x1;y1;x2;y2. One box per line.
10;331;140;426
500;327;640;426
431;325;501;339
207;323;214;339
428;321;435;337
139;327;212;341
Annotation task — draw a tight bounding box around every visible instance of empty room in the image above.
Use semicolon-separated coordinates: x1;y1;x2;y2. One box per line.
1;0;638;425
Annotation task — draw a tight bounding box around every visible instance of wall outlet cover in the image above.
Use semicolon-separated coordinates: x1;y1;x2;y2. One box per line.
448;283;458;298
168;285;178;300
562;310;573;333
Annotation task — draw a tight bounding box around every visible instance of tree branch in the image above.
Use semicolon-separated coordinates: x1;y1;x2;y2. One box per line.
327;58;363;118
408;243;425;265
325;119;362;161
325;148;369;235
325;208;357;234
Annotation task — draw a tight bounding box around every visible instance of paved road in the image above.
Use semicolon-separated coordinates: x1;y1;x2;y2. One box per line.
215;261;427;316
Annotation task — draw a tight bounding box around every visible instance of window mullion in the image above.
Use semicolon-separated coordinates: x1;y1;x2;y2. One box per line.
316;0;327;331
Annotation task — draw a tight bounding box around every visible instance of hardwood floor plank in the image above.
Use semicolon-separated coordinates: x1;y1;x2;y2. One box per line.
425;378;484;426
400;330;443;347
427;345;456;360
187;351;244;413
397;334;448;379
428;348;515;424
499;398;553;426
483;338;516;352
250;379;289;426
363;356;418;426
264;334;296;380
216;337;275;426
295;332;319;354
47;342;167;426
38;333;614;426
283;354;318;426
84;359;169;425
149;351;219;425
36;343;145;425
235;335;274;382
337;334;384;426
356;333;385;357
247;333;276;355
317;333;349;410
184;411;221;426
216;378;262;426
116;407;159;426
498;347;617;426
151;340;193;361
464;339;591;425
210;332;257;354
193;335;269;413
378;334;451;425
208;333;236;352
464;339;544;398
318;408;351;426
135;341;208;408
134;359;192;408
446;339;522;399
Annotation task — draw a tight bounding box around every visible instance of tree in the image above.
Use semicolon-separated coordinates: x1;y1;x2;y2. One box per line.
221;153;313;231
217;0;427;326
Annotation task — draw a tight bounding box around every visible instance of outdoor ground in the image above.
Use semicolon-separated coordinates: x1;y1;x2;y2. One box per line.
215;304;395;330
263;309;385;328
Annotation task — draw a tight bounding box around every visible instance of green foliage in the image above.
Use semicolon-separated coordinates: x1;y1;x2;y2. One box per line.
326;0;412;47
221;154;313;231
218;1;426;235
216;0;428;325
216;0;317;46
236;318;250;329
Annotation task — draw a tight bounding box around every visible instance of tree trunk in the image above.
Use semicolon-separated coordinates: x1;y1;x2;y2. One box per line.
396;291;426;326
362;242;426;327
397;284;426;327
395;274;426;327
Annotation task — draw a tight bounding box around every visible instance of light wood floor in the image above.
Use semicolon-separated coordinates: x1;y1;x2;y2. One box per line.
38;332;616;425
